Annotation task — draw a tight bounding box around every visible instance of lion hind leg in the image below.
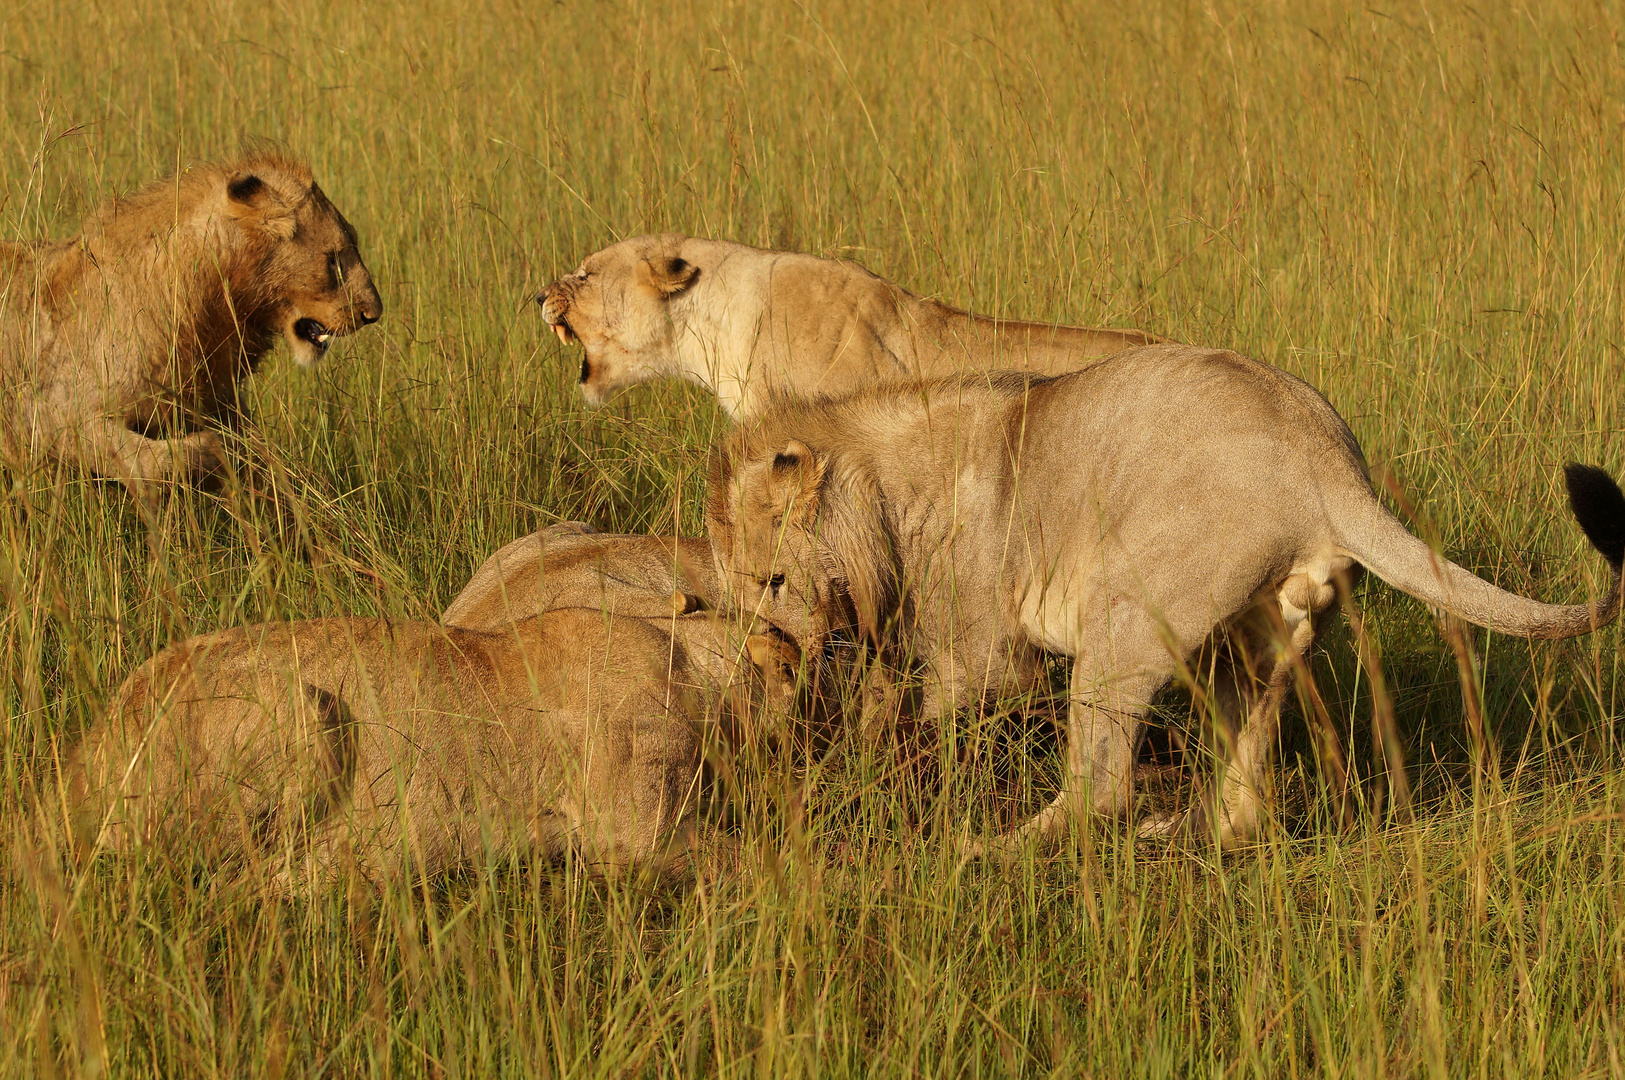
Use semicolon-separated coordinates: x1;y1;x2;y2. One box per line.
1207;616;1316;848
1138;638;1262;841
1208;573;1334;848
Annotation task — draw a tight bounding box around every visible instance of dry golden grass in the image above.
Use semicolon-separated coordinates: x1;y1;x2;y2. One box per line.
2;0;1623;1075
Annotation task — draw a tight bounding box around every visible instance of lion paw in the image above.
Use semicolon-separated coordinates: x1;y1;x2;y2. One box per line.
1135;810;1187;840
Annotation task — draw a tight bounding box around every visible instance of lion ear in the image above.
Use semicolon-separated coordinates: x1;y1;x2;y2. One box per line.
769;440;827;522
745;634;777;671
225;172;296;240
704;445;737;563
227;174;266;204
638;254;699;296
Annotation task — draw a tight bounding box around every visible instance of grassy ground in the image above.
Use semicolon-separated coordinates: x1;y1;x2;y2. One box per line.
3;0;1624;1075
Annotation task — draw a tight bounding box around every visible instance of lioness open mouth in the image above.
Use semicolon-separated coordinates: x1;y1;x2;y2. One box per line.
294;317;333;351
552;318;576;346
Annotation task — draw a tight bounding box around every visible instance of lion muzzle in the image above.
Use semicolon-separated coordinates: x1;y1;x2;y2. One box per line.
538;282;577;344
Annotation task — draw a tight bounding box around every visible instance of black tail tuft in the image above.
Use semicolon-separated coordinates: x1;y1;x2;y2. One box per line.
1564;462;1625;571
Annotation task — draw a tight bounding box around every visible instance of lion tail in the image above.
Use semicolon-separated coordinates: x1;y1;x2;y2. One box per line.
1328;463;1624;640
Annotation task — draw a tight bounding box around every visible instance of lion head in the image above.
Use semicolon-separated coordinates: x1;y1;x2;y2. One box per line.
707;433;893;653
215;160;384;367
537;234;699;405
88;153;384;371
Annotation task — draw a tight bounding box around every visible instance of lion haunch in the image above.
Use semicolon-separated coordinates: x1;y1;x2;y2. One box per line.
0;153;383;500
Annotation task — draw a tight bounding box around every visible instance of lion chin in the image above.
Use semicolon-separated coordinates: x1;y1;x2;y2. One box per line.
578;367;612;407
282;312;337;367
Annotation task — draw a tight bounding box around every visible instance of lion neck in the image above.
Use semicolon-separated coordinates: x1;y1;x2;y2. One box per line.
663;267;752;420
86;207;281;390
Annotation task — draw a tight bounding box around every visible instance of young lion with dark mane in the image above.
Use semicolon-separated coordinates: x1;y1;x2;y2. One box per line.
0;153;382;500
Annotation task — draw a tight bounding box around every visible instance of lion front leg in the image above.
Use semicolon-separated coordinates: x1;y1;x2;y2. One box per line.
68;418;228;504
968;652;1168;860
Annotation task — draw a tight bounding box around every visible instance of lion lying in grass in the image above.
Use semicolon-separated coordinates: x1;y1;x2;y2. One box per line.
51;609;812;886
443;522;718;630
537;234;1161;419
708;346;1625;850
0;152;382;501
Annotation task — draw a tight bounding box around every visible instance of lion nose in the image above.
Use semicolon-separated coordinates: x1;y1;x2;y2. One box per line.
359;295;383;325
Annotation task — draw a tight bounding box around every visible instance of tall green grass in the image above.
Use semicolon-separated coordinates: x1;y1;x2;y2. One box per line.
2;0;1623;1074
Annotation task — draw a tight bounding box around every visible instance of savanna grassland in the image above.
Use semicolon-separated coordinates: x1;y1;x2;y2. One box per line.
2;0;1624;1075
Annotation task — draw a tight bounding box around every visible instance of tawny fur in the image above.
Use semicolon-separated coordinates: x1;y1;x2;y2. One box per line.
537;234;1161;420
49;610;807;887
708;345;1625;850
0;153;383;500
443;522;718;631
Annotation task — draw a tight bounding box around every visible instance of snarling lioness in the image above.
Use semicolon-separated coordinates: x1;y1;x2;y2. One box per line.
49;609;810;886
0;153;382;500
708;345;1625;849
443;522;718;631
537;234;1161;420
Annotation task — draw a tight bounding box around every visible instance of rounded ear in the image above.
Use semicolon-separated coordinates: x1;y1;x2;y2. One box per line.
225;172;296;240
772;441;809;471
670;591;705;615
745;635;777;670
638;254;699;296
227;174;266;203
770;441;828;520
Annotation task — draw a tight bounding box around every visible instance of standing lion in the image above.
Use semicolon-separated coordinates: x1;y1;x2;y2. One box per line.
708;349;1625;850
0;153;382;500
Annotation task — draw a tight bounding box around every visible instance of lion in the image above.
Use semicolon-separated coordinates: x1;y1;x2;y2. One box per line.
707;345;1625;850
442;522;719;631
440;523;916;754
45;608;813;887
0;152;382;501
536;234;1161;420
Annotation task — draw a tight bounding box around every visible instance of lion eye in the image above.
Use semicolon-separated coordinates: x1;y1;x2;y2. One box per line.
768;573;786;599
327;252;343;288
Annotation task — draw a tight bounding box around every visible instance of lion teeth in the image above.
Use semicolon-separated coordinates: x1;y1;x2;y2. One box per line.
553;324;571;346
316;333;331;344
